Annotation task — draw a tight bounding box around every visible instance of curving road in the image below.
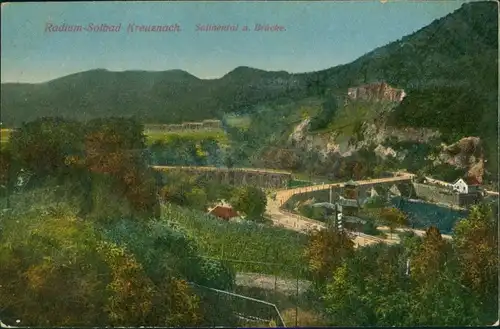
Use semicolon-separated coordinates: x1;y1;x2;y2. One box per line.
265;174;416;247
152;164;453;244
265;172;453;243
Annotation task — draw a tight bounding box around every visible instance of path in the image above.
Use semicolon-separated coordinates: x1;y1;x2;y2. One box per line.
265;174;416;247
266;172;453;243
235;272;312;296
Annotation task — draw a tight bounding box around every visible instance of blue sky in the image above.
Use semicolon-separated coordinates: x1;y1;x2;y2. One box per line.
1;1;466;83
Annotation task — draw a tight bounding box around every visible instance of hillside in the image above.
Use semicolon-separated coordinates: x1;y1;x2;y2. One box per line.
227;1;498;182
1;2;496;126
1;2;497;180
0;67;306;126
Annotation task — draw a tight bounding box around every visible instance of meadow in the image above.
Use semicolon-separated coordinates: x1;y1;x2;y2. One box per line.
162;203;309;279
0;128;13;145
145;128;229;145
224;114;252;130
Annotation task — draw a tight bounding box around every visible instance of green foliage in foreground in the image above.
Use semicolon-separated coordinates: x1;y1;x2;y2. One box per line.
162;203;309;278
0;184;237;327
316;204;498;326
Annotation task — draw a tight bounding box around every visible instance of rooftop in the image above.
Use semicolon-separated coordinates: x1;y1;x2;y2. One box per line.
208;205;239;220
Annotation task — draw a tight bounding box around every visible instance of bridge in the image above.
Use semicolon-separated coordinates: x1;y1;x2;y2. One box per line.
275;174;415;207
151;165;292;189
264;173;424;246
265;172;452;244
151;166;451;243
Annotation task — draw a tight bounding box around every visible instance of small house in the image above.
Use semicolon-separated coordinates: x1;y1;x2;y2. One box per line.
208;205;239;221
452;177;481;195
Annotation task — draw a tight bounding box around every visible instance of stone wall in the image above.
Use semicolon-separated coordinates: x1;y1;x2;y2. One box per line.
145;119;222;133
458;192;483;207
155;166;292;189
413;182;459;205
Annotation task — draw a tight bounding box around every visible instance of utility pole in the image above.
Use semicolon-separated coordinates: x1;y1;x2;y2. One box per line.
337;210;343;233
295;275;299;327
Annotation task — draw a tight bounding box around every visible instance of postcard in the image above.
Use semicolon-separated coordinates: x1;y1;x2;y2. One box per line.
0;1;498;327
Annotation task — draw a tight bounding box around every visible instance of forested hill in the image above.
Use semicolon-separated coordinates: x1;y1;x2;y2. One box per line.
306;1;497;142
0;68;306;126
1;1;497;127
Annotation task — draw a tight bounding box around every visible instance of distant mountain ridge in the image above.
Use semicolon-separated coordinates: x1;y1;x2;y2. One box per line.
1;1;497;128
1;65;306;126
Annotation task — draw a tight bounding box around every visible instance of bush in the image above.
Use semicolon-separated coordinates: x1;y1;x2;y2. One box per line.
362;221;382;236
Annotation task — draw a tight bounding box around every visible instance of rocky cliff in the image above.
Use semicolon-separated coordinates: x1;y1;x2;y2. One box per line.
347;82;406;103
285;83;485;182
437;137;485;183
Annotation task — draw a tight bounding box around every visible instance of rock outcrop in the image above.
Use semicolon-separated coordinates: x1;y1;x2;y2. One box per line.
347;82;406;102
438;136;485;183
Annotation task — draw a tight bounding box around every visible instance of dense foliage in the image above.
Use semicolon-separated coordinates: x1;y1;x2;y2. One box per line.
148;136;224;167
0;117;240;326
308;203;498;326
230;185;268;220
0;187;226;326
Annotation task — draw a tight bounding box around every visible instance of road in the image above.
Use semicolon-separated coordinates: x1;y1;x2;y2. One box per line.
235;272;312;296
274;174;414;207
265;174;415;247
265;172;453;243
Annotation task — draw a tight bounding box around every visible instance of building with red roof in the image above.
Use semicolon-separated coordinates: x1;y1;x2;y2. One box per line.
208;205;239;221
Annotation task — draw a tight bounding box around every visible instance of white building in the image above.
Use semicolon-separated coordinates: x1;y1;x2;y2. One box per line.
452;178;480;194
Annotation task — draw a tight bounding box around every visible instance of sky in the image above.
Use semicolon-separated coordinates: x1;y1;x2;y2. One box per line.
1;1;467;83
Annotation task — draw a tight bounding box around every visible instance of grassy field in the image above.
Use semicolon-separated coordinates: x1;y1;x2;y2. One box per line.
1;128;13;144
146;128;229;145
162;203;309;279
224;114;252;130
0;126;228;145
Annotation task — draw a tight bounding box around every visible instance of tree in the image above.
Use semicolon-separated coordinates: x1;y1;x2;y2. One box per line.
8;117;84;178
410;226;452;284
185;187;208;212
83;119;159;218
379;207;409;238
230;186;267;220
453;203;498;310
364;195;387;209
0;209;155;326
0;149;20;207
148;278;203;327
322;244;408;326
304;229;354;284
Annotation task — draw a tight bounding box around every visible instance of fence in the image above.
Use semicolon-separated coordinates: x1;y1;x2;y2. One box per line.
189;281;287;327
186;257;315;328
